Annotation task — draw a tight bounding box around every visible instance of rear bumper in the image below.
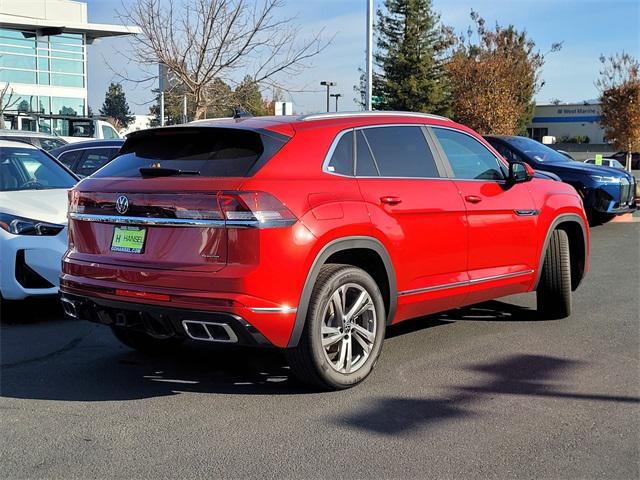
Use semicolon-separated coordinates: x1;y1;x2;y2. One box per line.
60;292;274;347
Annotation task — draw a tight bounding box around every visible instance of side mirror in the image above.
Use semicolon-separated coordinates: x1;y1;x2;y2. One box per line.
508;161;533;184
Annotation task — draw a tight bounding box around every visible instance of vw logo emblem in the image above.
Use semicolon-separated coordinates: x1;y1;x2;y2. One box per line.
115;195;129;215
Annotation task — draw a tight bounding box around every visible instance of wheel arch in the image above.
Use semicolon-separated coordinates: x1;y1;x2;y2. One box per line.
535;213;588;291
287;236;397;348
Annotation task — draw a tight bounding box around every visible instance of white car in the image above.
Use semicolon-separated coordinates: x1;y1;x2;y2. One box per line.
584;158;625;169
0;140;77;302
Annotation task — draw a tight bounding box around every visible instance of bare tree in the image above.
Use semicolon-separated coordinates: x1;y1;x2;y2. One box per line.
119;0;329;119
596;52;640;171
0;82;19;129
0;53;20;129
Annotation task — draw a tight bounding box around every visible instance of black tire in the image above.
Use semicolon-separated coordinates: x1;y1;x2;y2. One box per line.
536;229;572;319
110;326;184;355
286;264;386;390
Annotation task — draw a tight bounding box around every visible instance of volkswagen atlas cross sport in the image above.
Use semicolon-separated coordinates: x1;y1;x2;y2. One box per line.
60;112;590;390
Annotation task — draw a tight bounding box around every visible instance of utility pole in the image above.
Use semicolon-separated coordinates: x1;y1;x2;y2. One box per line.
159;63;166;126
159;91;165;126
366;0;373;111
182;95;187;123
320;81;336;112
330;93;343;112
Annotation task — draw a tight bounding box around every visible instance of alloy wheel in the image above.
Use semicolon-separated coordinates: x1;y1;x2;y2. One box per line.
320;283;377;374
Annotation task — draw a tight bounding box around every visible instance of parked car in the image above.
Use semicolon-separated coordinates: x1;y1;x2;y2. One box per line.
60;112;589;390
609;151;640;170
56;118;122;144
0;129;67;151
584;158;625;169
49;139;124;177
485;135;636;223
0;140;77;306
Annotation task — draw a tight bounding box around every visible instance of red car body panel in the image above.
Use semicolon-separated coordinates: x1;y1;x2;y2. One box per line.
61;114;590;348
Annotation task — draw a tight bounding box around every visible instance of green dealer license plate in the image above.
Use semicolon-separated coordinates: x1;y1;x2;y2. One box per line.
111;226;146;254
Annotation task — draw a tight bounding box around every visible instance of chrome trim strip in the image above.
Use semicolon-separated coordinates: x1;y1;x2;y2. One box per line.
514;209;540;216
468;269;534;284
182;320;238;343
398;269;534;297
249;307;298;314
69;213;226;227
399;279;469;296
302;111;452;122
322;124;449;180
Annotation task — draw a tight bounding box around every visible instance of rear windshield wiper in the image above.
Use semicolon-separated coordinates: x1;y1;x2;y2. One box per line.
139;167;201;177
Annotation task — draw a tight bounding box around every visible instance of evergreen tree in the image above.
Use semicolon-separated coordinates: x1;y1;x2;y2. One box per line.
234;76;266;116
99;83;134;126
373;0;454;114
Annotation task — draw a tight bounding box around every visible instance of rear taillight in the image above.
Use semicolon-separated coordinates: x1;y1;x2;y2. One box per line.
68;190;295;229
68;189;79;213
218;192;296;228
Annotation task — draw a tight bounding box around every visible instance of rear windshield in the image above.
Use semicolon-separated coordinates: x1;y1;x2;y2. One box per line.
94;127;287;178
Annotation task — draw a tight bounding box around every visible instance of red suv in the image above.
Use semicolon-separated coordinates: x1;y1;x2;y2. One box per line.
60;112;589;390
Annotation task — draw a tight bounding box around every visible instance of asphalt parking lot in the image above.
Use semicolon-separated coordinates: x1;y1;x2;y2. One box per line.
1;221;639;479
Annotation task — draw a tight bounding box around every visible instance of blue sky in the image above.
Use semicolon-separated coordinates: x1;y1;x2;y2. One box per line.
85;0;640;114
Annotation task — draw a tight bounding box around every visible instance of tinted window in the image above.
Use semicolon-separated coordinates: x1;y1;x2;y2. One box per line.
77;148;116;176
0;147;76;191
434;129;504;180
327;131;353;175
94;128;285;178
38;137;66;151
355;130;379;176
502;136;570;164
362;126;439;178
486;139;523;163
57;149;83;168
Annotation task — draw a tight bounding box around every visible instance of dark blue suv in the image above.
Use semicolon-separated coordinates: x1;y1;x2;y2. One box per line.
485;135;637;222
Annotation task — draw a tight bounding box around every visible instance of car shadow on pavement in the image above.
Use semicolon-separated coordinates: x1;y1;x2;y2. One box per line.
0;339;309;400
334;354;640;436
0;300;606;402
435;300;544;322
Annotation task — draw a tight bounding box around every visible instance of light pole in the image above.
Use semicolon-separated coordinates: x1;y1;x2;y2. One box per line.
320;81;336;112
330;93;343;112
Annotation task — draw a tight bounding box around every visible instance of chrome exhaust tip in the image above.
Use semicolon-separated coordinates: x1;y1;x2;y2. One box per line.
182;320;238;343
60;297;78;319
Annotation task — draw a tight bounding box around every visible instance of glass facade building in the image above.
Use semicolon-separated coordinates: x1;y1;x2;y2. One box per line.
0;0;139;135
0;28;86;117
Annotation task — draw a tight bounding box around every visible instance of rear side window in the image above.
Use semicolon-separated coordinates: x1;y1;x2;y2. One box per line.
434;128;504;180
361;126;439;178
77;148;116;176
355;130;379;176
57;149;83;168
93;128;287;178
326;130;353;175
38;137;67;151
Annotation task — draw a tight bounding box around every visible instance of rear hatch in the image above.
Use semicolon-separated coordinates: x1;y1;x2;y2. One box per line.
68;126;290;273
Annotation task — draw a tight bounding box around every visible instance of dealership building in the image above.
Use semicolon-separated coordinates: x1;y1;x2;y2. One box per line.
526;103;606;144
0;0;138;133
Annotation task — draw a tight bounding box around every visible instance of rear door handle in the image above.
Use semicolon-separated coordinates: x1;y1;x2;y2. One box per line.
464;195;482;204
380;196;402;206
